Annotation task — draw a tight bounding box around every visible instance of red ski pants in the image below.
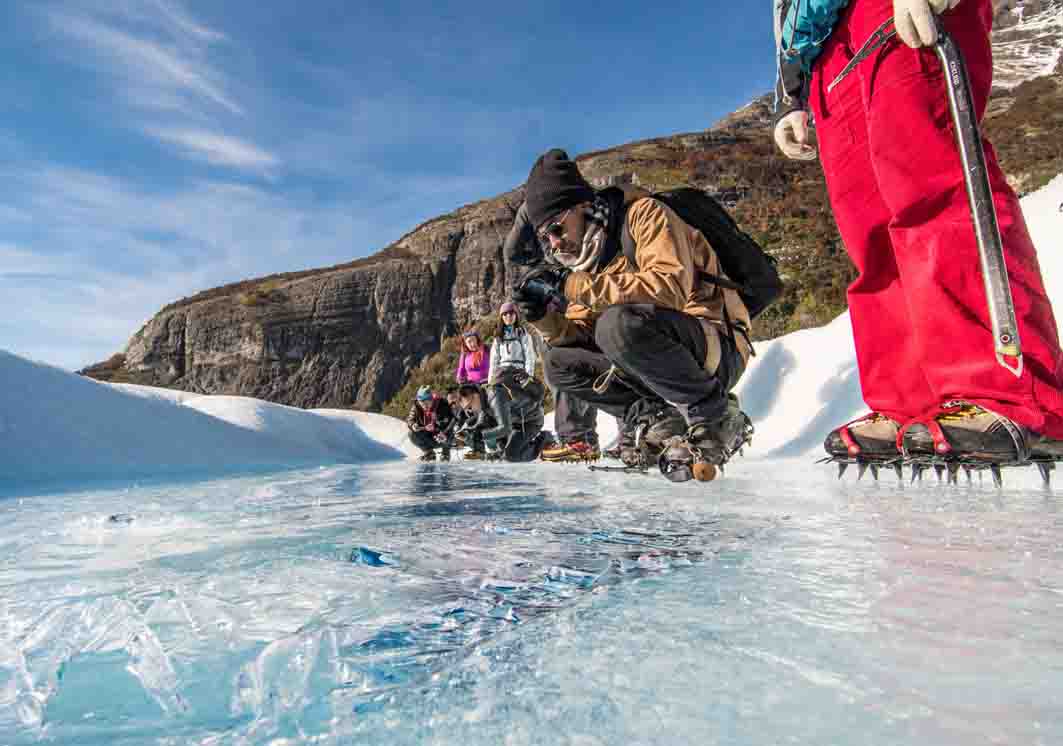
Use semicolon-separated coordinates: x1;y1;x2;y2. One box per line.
809;0;1063;437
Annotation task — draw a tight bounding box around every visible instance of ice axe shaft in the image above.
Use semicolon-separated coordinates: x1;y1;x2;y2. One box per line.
933;18;1023;377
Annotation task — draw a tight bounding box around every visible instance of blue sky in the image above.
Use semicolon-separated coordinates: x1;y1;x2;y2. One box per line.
0;0;777;370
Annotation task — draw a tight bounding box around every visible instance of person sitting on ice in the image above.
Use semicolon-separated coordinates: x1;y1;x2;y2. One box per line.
457;383;547;462
510;149;753;479
406;385;455;462
455;329;490;385
772;0;1063;472
447;386;485;458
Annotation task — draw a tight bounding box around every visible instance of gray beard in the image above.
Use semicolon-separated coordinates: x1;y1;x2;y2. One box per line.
552;221;606;272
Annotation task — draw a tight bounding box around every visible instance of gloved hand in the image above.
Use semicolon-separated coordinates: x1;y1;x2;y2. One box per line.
513;266;570;321
774;110;817;161
894;0;961;48
425;422;435;432
434;432;447;443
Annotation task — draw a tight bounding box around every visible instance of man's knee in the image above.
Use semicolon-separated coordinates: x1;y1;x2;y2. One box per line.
595;305;652;357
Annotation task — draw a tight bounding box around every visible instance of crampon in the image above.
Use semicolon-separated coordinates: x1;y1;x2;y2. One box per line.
819;453;1059;488
656;413;754;483
822;402;1062;487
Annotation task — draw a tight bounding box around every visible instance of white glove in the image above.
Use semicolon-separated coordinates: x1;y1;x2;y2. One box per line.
893;0;962;48
774;110;817;161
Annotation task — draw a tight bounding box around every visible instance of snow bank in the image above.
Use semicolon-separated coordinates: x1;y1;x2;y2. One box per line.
2;175;1060;491
0;352;403;493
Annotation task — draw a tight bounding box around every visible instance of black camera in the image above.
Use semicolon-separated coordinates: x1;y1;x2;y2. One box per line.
517;276;562;307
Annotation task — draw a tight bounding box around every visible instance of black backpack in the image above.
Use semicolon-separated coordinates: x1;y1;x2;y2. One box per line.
620;188;782;319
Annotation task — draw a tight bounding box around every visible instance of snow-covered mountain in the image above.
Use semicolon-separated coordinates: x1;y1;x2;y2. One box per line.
992;0;1063;88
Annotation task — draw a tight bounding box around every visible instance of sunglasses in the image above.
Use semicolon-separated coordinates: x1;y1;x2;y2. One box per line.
536;207;574;245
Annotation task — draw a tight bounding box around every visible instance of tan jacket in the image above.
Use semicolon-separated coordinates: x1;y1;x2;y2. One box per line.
533;192;752;375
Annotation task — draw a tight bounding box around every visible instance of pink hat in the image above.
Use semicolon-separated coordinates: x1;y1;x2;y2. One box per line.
500;301;518;316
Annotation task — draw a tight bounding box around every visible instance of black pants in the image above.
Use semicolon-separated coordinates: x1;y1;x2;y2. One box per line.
544;305;740;427
503;407;546;462
543;345;599;443
409;429;447;454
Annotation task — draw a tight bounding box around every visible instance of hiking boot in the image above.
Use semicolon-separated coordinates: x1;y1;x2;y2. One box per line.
640;406;688;452
824;413;901;460
901;402;1032;462
419;451;437;462
686;403;754;466
541;437;600;462
614;402;686;467
1031;434;1063;460
463;448;486;461
440;447;451;462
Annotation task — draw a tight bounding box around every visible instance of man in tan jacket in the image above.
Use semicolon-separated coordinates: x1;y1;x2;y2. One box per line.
512;149;752;478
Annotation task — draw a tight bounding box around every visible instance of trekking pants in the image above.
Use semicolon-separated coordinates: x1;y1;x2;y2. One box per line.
810;0;1063;436
409;429;444;454
503;407;546;462
544;304;741;426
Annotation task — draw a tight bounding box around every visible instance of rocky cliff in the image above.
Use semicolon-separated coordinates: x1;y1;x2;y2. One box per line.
85;1;1063;411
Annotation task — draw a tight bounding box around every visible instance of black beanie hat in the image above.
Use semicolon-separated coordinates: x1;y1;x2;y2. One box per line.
525;149;595;230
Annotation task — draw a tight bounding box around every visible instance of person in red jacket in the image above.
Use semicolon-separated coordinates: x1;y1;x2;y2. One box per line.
406;386;455;462
774;0;1063;466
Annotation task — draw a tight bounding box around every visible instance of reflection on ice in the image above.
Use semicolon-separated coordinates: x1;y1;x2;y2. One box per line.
2;459;1063;745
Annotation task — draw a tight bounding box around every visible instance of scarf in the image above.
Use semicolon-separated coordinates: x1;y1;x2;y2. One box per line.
547;187;626;272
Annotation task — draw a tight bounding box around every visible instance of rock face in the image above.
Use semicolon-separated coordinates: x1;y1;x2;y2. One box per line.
121;191;526;410
91;3;1063;411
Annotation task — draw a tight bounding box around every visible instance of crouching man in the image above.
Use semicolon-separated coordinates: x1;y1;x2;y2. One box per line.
513;149;753;481
407;385;455;462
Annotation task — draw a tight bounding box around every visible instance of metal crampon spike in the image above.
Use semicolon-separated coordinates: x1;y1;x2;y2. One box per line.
911;464;925;483
1037;461;1054;487
892;462;904;481
837;462;849;480
963;465;973;484
934;464;946;482
857;463;869;481
990;464;1003;488
870;464;880;481
947;463;960;485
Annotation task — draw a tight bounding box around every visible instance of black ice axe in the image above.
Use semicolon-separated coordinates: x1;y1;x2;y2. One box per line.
828;15;1024;378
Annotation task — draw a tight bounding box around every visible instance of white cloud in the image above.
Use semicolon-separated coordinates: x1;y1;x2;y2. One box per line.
45;7;242;116
146;127;279;173
0;163;390;369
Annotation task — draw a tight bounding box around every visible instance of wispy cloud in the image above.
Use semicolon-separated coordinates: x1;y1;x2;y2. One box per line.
0;162;386;369
146;127;279;173
44;3;242;116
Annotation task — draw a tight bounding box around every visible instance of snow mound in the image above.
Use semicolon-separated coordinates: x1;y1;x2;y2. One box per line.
0;353;402;493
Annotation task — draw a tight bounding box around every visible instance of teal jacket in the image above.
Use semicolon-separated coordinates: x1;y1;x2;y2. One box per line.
773;0;850;119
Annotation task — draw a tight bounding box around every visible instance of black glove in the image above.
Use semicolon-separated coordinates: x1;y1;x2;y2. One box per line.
514;266;570;321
